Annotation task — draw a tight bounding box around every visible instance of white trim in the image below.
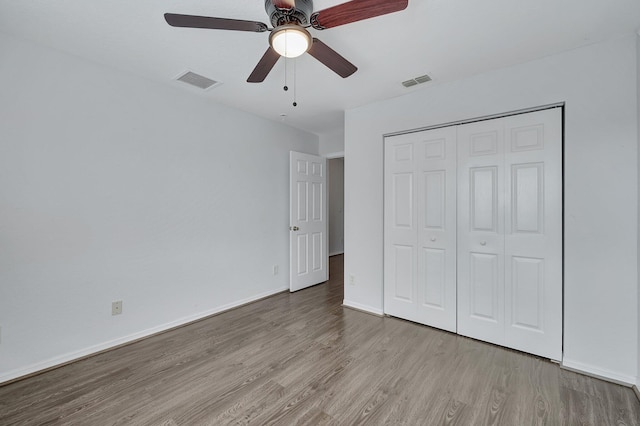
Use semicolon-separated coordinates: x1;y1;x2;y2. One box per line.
323;151;345;159
561;358;637;387
383;103;565;138
342;300;384;316
0;286;288;385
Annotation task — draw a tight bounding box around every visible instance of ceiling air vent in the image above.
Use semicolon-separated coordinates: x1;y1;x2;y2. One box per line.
176;71;219;90
402;73;432;88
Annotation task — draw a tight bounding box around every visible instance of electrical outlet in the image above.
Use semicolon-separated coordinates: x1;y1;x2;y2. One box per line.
273;265;279;275
112;301;123;316
349;274;356;286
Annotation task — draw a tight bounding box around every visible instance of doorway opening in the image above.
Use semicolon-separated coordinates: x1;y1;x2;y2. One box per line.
327;157;344;257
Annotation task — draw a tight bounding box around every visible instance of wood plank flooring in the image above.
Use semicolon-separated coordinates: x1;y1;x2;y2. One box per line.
1;255;639;425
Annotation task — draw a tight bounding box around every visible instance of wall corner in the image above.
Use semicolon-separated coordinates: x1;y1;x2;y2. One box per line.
636;30;640;388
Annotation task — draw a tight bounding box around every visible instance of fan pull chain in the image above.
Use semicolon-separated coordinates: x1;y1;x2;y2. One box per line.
281;56;298;107
293;58;297;107
283;56;288;92
283;36;289;92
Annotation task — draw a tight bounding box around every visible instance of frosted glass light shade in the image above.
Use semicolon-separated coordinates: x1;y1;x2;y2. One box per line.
269;25;311;58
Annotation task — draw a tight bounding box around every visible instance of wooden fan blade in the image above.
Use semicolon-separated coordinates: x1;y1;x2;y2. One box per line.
310;0;408;29
247;47;281;82
307;38;357;78
164;13;268;32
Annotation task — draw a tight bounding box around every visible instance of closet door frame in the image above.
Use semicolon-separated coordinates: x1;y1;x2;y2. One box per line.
382;104;564;361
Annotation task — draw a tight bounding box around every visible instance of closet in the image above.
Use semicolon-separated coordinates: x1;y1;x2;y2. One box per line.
383;108;562;360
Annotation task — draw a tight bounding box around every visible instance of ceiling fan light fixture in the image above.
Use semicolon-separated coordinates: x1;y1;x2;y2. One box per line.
269;25;312;58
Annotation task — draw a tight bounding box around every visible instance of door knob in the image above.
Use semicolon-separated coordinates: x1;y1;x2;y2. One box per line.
430;237;436;242
480;241;486;246
290;226;299;231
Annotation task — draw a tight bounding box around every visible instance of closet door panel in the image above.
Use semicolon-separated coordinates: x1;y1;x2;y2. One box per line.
421;247;446;307
457;120;506;346
384;127;457;331
416;127;457;332
384;139;418;319
504;109;562;360
469;252;500;321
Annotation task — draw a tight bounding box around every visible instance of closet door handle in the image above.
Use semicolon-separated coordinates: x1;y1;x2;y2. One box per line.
430;237;436;242
480;241;487;246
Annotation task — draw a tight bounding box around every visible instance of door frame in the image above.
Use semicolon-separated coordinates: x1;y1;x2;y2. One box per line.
326;153;345;257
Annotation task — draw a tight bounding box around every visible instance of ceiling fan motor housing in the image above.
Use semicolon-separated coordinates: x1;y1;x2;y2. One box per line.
265;0;313;26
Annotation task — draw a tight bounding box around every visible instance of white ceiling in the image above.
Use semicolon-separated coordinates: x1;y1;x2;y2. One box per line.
1;0;639;135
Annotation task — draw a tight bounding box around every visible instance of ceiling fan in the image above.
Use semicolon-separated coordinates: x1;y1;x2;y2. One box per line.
165;0;409;83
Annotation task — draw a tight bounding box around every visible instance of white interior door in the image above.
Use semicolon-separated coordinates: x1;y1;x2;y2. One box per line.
457;109;562;360
290;151;328;292
384;127;457;332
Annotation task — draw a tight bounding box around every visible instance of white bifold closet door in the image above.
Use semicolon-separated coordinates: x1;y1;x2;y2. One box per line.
384;107;562;361
384;127;458;333
457;108;562;360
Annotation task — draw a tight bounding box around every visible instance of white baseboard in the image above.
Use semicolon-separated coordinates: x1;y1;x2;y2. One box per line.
329;251;344;257
342;300;384;316
0;286;288;386
561;358;637;387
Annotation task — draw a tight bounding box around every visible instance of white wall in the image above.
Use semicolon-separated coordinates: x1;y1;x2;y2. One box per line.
0;33;319;383
328;158;344;256
344;35;639;384
319;128;345;157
